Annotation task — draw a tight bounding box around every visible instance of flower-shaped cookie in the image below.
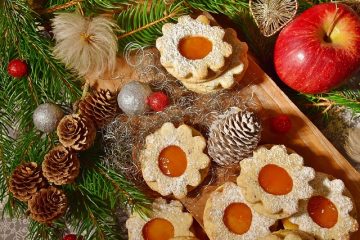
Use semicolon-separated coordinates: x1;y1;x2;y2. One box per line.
237;145;315;219
156;15;232;82
182;29;248;94
288;172;358;240
204;182;276;240
259;230;315;240
126;198;194;240
140;122;210;198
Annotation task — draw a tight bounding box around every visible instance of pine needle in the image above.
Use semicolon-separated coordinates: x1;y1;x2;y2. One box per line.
117;0;191;50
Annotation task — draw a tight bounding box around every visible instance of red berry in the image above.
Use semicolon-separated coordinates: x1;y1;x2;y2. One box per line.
63;234;77;240
7;59;28;78
146;91;169;112
270;114;292;134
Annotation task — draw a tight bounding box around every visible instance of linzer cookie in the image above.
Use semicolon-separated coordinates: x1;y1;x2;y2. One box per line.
156;15;232;82
237;145;315;219
259;230;315;240
181;28;248;94
203;182;276;240
126;198;194;240
287;172;358;240
140;122;210;199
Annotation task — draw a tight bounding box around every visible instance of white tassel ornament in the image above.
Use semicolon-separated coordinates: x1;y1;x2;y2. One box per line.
52;13;118;78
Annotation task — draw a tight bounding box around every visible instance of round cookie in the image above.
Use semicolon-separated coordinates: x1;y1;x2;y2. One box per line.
126;198;194;240
156;15;232;82
204;182;276;240
237;145;315;219
140;122;210;199
287;172;358;240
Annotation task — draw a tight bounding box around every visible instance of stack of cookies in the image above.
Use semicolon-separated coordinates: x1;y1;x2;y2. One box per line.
156;15;249;94
204;145;359;240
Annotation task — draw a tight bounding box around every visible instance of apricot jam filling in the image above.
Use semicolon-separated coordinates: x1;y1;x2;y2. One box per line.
158;145;187;177
142;218;175;240
307;196;338;228
178;36;213;60
258;164;293;195
223;203;252;235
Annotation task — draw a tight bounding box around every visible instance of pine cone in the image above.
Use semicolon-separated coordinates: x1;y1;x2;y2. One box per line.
42;145;80;185
79;90;119;128
208;109;262;166
28;186;68;223
9;162;48;202
57;114;96;151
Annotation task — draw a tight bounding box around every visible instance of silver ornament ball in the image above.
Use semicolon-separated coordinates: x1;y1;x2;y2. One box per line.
117;81;153;115
33;103;64;133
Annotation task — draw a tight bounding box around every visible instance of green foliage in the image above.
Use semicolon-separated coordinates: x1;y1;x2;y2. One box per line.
117;0;191;50
300;89;360;114
44;0;133;13
0;1;152;239
186;0;249;16
27;220;66;240
0;0;81;206
64;163;151;240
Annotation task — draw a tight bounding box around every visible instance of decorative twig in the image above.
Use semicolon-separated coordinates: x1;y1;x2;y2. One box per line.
40;0;83;14
118;11;179;40
96;166;134;206
27;76;40;106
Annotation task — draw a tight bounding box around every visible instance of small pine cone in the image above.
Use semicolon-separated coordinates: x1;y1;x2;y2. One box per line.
42;145;80;185
28;186;68;223
57;114;96;151
208;109;262;166
79;90;119;128
9;162;48;202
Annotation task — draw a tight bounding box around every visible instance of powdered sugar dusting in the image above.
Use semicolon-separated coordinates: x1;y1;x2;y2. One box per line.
204;182;275;240
126;198;194;240
140;123;210;198
156;15;232;81
289;172;358;239
237;145;315;218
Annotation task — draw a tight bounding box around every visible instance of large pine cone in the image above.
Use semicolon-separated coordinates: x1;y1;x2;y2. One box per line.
208;109;262;166
79;90;119;128
42;145;80;185
9;162;48;201
57;114;96;151
28;186;68;223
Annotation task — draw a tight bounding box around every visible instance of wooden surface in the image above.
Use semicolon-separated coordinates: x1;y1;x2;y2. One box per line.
181;55;360;239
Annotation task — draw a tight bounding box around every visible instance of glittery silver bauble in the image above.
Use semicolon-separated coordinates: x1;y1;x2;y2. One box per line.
117;81;153;115
33;103;64;133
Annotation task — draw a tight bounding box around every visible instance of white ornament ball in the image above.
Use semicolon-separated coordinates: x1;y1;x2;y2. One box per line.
33;103;64;133
117;81;153;115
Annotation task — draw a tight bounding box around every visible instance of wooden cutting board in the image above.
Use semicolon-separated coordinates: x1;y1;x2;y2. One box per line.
180;54;360;239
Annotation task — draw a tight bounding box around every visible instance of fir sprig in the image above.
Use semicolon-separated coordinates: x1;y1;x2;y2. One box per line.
0;0;81;211
301;89;360;114
186;0;249;16
117;0;191;50
43;0;134;13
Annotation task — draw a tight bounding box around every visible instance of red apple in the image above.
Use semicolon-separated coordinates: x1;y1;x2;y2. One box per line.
274;3;360;94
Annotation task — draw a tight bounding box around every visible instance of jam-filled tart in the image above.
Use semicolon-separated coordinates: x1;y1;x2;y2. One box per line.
237;145;315;219
286;172;358;240
126;198;194;240
140;122;210;199
203;182;276;240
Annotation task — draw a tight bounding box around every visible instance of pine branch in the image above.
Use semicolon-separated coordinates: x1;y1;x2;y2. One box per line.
300;89;360;114
27;220;66;240
64;162;151;240
117;0;191;50
186;0;249;17
43;0;136;14
0;0;81;219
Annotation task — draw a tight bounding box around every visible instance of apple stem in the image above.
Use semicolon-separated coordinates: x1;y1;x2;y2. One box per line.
326;4;340;39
